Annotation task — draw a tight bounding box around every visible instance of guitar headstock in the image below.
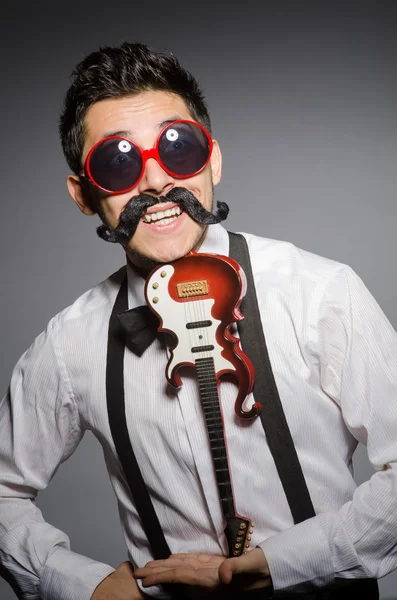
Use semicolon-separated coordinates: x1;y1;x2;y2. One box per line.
224;516;254;557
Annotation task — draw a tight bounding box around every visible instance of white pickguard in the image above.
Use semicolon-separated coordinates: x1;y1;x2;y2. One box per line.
146;264;234;382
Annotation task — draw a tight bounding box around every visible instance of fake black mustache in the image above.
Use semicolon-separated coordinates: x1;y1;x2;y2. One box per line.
96;187;229;245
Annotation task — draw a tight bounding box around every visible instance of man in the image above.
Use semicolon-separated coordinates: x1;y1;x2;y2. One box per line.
0;42;396;600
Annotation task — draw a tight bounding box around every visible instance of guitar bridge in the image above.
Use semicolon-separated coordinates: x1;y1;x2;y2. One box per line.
176;280;209;298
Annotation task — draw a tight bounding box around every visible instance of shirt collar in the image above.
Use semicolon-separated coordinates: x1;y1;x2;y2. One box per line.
126;224;229;308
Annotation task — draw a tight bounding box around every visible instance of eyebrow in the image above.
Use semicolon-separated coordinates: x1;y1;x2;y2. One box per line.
101;118;184;141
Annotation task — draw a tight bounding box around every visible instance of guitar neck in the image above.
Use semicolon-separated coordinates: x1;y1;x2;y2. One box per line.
195;356;253;556
195;356;235;519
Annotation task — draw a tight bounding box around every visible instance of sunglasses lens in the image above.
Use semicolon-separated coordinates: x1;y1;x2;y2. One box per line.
158;122;211;177
88;138;142;192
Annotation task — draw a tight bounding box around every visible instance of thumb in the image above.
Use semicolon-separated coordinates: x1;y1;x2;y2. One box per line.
218;548;268;585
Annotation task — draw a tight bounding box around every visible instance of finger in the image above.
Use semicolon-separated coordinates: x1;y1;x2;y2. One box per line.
136;566;219;588
141;558;192;568
170;553;221;561
134;566;175;578
140;557;210;573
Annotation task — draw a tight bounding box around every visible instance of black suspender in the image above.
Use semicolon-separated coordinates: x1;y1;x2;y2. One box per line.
107;274;172;560
228;232;315;524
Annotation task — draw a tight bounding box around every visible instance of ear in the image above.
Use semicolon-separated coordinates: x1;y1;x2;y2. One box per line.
67;175;96;215
210;139;222;186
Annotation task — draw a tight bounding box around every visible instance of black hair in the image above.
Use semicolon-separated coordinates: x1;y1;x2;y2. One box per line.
59;42;212;175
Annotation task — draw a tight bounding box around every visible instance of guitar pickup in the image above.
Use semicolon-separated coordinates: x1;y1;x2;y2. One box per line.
186;320;212;329
191;345;215;353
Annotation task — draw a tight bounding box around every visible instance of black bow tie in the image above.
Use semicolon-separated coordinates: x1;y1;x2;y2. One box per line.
117;305;160;356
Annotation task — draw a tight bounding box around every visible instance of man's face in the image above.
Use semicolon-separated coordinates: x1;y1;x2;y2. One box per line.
68;90;222;267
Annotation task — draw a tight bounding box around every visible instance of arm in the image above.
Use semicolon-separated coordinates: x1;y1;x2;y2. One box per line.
0;315;114;600
258;265;397;593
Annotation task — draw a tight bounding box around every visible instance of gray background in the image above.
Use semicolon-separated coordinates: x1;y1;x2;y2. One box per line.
1;1;397;598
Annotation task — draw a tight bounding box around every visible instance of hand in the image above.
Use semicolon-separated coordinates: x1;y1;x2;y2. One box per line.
91;561;147;600
134;548;271;592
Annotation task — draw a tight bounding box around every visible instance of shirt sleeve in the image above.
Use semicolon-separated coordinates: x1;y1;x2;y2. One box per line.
0;315;115;600
257;265;397;593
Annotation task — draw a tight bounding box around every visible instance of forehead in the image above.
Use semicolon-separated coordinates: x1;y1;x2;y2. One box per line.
83;90;193;155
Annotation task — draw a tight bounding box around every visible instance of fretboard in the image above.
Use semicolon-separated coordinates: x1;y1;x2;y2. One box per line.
195;356;235;519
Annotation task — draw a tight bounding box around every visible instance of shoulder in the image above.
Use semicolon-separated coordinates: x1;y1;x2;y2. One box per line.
45;266;127;352
238;231;348;290
57;266;126;324
13;266;125;366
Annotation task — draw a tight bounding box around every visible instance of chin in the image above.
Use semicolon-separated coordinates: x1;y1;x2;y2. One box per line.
149;245;193;264
129;227;207;266
126;242;192;271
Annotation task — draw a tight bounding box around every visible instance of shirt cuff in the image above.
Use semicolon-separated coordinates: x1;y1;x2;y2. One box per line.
258;517;334;594
40;545;115;600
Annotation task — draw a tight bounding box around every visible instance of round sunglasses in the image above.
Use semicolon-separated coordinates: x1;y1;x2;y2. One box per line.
83;119;213;194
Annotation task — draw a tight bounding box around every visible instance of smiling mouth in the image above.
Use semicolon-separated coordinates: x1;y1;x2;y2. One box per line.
141;206;183;226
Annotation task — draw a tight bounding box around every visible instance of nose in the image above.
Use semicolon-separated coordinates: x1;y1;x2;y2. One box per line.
137;156;175;197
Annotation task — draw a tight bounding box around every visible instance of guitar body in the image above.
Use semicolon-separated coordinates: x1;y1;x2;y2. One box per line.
145;252;260;419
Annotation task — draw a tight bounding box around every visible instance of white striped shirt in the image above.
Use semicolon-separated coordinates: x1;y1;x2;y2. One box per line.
1;224;397;599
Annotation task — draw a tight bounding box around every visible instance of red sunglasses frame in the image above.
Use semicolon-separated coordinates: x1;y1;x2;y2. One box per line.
83;119;214;195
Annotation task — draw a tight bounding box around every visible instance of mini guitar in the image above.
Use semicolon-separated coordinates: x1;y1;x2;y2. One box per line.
144;251;261;556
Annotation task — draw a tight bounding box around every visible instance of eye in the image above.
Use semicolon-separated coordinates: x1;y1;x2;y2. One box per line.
162;133;195;158
109;153;132;167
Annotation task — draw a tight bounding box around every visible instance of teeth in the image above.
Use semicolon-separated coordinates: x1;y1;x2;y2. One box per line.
149;215;178;226
143;206;182;223
159;216;176;225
